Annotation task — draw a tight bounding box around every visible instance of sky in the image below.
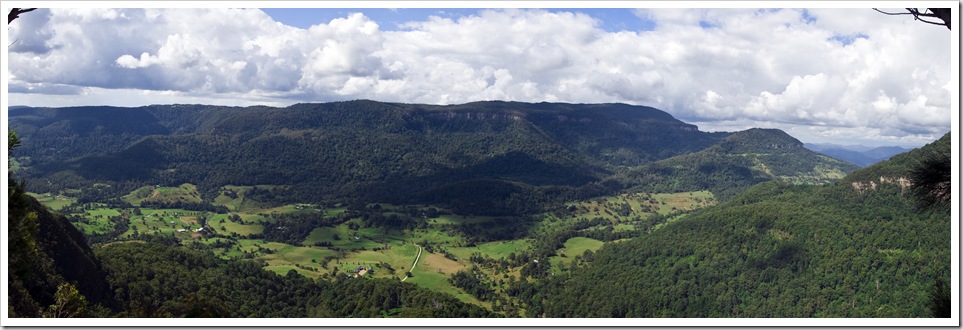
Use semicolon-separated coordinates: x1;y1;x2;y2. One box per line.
3;2;957;148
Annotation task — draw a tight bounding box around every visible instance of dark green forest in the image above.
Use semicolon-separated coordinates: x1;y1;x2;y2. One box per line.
11;101;855;215
516;133;951;317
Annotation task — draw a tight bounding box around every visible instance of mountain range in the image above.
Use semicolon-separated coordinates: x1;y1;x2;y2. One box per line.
805;143;913;167
11;100;857;215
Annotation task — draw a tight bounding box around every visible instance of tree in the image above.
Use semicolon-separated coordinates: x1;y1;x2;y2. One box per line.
874;8;951;29
909;150;951;212
44;283;87;318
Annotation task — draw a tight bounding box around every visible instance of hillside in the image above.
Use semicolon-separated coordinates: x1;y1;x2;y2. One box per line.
617;128;860;200
12;101;725;215
525;133;950;317
8;189;115;317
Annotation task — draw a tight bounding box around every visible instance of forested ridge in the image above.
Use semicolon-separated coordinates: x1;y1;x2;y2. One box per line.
617;128;860;200
520;133;950;317
11;101;855;215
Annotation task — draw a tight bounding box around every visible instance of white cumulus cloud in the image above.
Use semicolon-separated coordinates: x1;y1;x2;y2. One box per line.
5;7;953;147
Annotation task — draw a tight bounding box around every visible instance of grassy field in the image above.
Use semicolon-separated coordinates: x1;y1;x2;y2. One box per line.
209;214;265;236
332;243;420;278
563;190;716;221
123;183;203;206
405;251;486;308
448;240;530;260
212;185;286;212
549;237;605;271
28;193;77;211
33;182;726;314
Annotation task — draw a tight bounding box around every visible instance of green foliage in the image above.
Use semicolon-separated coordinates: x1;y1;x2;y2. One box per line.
908;135;951;212
44;283;87;318
525;135;951;318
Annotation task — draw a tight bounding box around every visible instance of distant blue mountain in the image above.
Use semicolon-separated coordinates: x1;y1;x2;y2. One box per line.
804;143;913;167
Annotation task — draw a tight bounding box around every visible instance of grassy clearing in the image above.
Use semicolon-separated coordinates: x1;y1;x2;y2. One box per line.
84;208;120;227
28;193;77;211
448;240;530;260
212;185;284;212
302;224;390;250
209;214;264;236
122;186;154;206
126;208;207;237
326;242;422;279
259;242;334;264
418;252;465;275
73;217;114;235
408;265;481;300
564;190;716;221
123;184;202;206
548;237;605;273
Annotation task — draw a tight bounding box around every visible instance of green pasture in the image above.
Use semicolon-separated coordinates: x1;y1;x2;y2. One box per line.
210;214;265;236
212;185;284;212
72;217;114;235
332;243;421;278
406;260;486;308
448;239;530;260
28;193;77;211
550;237;605;268
564;190;716;221
123;183;202;206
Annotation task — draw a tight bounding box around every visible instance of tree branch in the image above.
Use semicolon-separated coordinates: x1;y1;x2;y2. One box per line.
8;8;37;24
873;7;951;30
873;8;915;16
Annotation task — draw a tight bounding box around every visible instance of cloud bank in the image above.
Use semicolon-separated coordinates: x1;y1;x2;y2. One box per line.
6;7;952;146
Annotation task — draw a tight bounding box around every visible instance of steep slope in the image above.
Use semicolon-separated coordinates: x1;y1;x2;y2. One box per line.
620;128;860;200
8;193;116;317
528;133;950;317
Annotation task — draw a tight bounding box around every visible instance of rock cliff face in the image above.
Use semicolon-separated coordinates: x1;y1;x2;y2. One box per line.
852;176;912;194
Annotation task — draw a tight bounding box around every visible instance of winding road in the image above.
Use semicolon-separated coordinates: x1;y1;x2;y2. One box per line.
400;244;423;282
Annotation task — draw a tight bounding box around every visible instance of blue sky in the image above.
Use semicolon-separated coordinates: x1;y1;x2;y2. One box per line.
261;8;657;32
4;6;954;148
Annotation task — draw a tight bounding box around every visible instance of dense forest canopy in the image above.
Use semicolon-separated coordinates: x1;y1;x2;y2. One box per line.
524;133;951;318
